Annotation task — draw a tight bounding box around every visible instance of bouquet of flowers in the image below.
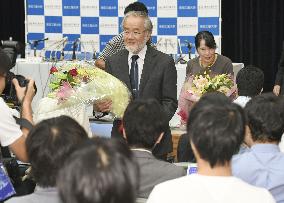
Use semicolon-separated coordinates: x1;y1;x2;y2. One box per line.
178;71;236;125
33;62;131;135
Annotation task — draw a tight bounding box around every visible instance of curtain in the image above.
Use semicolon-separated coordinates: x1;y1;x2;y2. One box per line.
222;0;284;91
0;1;25;56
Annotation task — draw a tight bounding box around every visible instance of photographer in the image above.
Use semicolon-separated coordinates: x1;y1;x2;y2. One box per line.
0;48;35;162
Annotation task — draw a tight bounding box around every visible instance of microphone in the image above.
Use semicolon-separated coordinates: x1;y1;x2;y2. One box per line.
72;38;80;60
32;38;49;44
32;38;49;57
175;39;187;64
80;39;87;61
185;40;192;59
60;37;68;60
41;37;67;60
90;40;97;60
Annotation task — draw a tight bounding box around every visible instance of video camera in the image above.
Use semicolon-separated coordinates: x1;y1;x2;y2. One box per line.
0;39;36;107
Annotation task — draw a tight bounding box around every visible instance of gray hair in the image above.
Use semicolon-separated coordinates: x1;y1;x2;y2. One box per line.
122;11;153;33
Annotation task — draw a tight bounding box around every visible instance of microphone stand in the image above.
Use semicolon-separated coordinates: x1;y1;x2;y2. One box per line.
72;39;79;60
186;41;192;60
175;39;187;64
33;41;39;57
32;38;49;57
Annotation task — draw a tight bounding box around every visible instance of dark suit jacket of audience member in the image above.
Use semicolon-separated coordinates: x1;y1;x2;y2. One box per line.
275;41;284;94
132;150;186;198
105;45;178;158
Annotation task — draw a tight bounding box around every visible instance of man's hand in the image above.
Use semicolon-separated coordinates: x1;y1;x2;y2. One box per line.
93;98;112;112
12;78;36;104
95;59;106;70
273;85;281;96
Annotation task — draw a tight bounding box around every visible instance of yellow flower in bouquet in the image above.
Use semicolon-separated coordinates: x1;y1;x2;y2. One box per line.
191;72;234;97
178;70;235;125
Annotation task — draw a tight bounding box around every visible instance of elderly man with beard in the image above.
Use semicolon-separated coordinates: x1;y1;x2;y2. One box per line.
94;11;177;160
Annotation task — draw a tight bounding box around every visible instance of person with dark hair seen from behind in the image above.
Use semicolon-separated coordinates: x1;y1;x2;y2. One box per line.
147;95;275;203
6;115;89;203
177;92;231;162
57;137;139;203
234;65;264;108
232;93;284;203
0;48;35;162
95;2;150;69
122;99;186;198
186;30;233;77
273;41;284;96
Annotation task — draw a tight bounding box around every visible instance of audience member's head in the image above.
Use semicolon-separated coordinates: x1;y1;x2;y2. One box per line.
189;92;232;125
187;95;245;168
177;92;232;163
244;93;284;144
123;99;168;150
195;30;216;50
236;65;264;97
124;1;148;15
57;137;139;203
0;48;11;75
26;115;88;187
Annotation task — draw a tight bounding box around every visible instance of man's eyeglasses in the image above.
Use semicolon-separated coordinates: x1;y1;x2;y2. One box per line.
123;30;146;37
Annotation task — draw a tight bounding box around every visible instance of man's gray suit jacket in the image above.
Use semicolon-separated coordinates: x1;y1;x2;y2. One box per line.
132;150;186;198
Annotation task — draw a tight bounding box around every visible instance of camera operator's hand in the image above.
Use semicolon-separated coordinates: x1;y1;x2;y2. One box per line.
12;78;36;104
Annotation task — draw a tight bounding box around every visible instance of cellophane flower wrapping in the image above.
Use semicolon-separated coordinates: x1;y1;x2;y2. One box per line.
33;62;131;135
178;71;236;125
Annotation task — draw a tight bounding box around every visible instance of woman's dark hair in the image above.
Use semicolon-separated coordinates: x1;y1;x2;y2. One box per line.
57;137;139;203
195;30;216;49
26;115;88;187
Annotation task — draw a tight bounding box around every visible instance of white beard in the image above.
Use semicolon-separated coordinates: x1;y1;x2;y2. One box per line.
125;38;147;54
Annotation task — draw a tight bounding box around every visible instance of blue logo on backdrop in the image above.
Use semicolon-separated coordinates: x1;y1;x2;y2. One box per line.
198;17;219;35
26;0;44;15
99;0;118;17
158;18;177;35
62;0;80;16
81;17;99;34
27;33;45;50
138;0;157;17
178;36;195;54
100;35;115;52
45;16;62;33
119;17;123;33
63;34;81;51
178;0;197;17
151;36;157;45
